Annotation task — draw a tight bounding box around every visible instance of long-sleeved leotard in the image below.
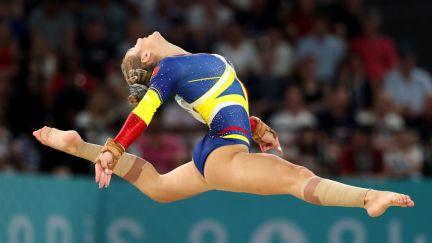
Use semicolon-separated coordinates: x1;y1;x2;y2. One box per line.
114;54;255;175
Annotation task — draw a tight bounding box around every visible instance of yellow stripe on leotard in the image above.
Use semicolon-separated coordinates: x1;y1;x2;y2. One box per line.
239;81;249;114
132;89;161;125
221;134;250;145
187;76;221;83
193;65;248;124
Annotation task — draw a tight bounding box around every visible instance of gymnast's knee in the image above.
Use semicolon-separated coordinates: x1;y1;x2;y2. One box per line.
294;165;316;181
134;175;177;203
141;185;176;203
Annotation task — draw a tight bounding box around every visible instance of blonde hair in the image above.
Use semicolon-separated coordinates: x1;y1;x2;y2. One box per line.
121;54;153;86
121;54;155;105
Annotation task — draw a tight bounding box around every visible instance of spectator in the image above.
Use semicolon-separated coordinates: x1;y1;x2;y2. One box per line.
0;127;36;173
28;34;57;82
161;101;206;156
0;18;19;77
136;117;188;174
49;53;98;99
0;123;13;171
297;13;346;83
419;94;432;141
317;84;355;143
269;85;317;139
10;134;41;172
0;73;11;113
424;140;432;176
75;88;116;145
162;101;204;132
320;137;344;176
338;54;372;109
384;46;432;118
254;27;295;100
105;71;132;119
0;1;25;40
332;0;364;38
79;18;114;79
286;0;316;39
51;83;87;130
350;8;397;82
187;0;233;35
285;127;325;175
339;126;385;177
141;0;178;35
243;0;280;32
214;22;259;79
227;0;252;13
6;74;46;135
356;91;404;133
384;129;424;179
295;57;325;112
257;27;295;79
28;0;76;51
80;0;128;45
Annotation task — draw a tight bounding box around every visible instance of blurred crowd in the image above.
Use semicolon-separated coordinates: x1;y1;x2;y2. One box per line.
0;0;431;179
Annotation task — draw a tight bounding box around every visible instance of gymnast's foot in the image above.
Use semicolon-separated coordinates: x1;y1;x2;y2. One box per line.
33;126;84;156
364;190;415;217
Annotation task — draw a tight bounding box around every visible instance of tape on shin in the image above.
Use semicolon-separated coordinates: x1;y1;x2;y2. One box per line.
301;177;369;207
77;142;101;161
77;142;146;183
113;154;147;184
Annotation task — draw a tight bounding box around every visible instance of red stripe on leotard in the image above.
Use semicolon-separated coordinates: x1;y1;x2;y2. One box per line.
216;126;249;136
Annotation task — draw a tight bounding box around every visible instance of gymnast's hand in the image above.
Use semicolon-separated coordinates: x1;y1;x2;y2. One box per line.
94;138;125;189
259;131;283;156
95;151;114;189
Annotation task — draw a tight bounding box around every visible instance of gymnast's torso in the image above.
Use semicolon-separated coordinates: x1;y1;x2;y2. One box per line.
142;53;252;145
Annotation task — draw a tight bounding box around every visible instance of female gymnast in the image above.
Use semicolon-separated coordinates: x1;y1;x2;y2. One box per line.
33;32;414;217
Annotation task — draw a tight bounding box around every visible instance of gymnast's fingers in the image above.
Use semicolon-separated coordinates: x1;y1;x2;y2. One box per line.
105;172;112;188
259;143;266;153
275;137;283;156
99;170;106;189
95;163;101;183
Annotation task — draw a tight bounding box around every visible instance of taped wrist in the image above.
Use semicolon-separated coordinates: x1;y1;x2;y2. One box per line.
98;138;125;170
301;177;369;208
250;116;277;144
76;142;146;184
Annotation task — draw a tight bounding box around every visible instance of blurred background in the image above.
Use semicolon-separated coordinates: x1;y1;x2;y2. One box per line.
0;0;431;242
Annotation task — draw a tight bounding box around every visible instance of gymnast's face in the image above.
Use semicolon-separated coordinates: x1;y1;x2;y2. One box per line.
125;31;165;67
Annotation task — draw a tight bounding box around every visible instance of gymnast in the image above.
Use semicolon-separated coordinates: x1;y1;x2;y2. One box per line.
33;31;414;217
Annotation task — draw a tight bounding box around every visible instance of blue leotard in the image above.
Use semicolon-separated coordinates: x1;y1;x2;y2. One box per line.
115;53;252;175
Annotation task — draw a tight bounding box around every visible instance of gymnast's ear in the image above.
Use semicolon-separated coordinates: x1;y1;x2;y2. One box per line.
140;50;152;65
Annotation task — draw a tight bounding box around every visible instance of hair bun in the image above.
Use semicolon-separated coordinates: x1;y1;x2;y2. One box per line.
128;83;148;105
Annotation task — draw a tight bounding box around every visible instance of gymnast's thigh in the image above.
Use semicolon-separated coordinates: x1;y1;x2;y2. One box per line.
158;161;212;199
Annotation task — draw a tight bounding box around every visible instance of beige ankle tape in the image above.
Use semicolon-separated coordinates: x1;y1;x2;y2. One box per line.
77;142;101;162
77;142;146;183
301;177;368;207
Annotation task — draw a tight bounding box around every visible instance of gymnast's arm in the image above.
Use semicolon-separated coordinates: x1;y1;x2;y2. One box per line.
97;58;179;170
113;88;162;149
